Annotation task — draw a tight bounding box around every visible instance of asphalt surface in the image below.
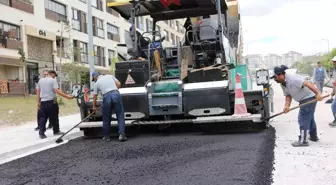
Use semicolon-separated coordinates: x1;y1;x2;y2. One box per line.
0;124;275;185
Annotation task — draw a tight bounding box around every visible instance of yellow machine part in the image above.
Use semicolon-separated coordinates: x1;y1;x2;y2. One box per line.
153;49;162;78
106;0;130;7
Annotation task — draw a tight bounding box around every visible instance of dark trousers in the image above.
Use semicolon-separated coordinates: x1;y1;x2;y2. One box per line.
102;90;126;137
38;100;59;135
298;96;317;137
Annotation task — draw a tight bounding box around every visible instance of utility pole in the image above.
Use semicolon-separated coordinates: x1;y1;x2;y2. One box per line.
87;0;95;88
59;22;63;91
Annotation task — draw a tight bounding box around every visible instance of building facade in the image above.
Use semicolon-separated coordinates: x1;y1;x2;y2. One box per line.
245;54;263;70
0;0;185;94
281;51;303;68
264;54;281;69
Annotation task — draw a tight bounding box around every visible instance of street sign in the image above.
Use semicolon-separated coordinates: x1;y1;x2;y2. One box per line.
125;74;135;84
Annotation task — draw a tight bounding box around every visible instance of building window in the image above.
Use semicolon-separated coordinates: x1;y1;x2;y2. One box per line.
146;19;153;32
165;30;169;41
0;0;10;6
171;33;175;45
72;9;80;31
91;0;97;7
0;21;20;40
93;45;105;66
95;18;104;38
107;24;120;42
73;40;88;63
136;17;144;30
45;0;67;22
108;49;115;66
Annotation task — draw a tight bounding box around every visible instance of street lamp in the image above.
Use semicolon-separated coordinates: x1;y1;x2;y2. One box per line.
321;38;330;53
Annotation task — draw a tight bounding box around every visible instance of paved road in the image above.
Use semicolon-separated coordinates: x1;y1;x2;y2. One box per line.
0;124;275;185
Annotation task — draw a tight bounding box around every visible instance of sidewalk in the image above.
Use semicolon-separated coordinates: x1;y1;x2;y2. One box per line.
271;84;336;185
0;114;82;164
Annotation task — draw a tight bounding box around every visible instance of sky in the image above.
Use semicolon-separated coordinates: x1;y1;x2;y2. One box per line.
239;0;336;56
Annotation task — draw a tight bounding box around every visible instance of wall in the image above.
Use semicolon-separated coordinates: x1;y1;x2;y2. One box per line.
0;64;22;80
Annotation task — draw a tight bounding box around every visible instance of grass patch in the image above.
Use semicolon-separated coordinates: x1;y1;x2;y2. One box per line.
0;95;79;126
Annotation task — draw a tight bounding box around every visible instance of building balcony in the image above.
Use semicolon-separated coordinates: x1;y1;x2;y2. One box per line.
0;0;34;14
45;9;67;22
0;36;22;50
107;33;120;42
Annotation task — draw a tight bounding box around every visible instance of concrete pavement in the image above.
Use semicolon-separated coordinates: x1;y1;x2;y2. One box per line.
271;83;336;185
0;114;83;164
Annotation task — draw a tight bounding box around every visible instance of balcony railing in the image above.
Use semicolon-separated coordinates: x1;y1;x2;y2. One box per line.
45;9;67;22
0;36;22;50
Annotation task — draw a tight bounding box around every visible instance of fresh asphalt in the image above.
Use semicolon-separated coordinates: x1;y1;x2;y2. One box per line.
0;123;275;185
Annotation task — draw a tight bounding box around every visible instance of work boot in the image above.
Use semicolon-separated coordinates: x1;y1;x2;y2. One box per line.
292;130;309;147
53;131;64;136
329;120;336;127
103;136;111;142
309;135;319;142
39;134;47;139
118;134;127;142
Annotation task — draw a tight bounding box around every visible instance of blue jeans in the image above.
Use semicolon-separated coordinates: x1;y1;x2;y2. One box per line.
315;80;324;93
331;97;336;121
102;90;125;136
298;97;317;136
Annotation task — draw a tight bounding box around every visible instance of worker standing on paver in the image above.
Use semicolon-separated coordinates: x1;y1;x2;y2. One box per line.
36;71;73;139
91;71;127;142
312;61;329;93
47;70;61;134
328;56;336;126
271;65;323;147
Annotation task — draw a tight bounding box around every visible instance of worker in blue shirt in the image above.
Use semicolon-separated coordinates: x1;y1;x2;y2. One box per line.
91;71;127;142
271;65;323;147
311;61;329;93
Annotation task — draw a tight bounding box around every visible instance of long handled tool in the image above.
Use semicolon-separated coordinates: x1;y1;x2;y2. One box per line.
263;94;330;121
55;106;102;144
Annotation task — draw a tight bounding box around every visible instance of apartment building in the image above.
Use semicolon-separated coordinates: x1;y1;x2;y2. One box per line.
264;54;281;69
281;51;303;68
245;54;263;70
0;0;185;94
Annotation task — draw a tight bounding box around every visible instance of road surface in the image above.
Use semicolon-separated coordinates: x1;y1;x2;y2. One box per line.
0;124;275;185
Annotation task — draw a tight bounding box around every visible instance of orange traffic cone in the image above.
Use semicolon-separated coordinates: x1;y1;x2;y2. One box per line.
233;73;250;117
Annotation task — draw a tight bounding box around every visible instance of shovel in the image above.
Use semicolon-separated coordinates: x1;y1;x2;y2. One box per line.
263;94;330;121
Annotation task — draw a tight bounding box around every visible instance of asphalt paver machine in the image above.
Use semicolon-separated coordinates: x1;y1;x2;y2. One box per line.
73;0;272;136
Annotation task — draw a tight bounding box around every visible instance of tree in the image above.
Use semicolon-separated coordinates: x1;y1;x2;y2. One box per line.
109;57;118;74
322;48;336;70
18;47;27;96
61;62;89;85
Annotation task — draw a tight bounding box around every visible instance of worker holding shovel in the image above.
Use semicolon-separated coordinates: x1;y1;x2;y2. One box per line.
271;65;323;147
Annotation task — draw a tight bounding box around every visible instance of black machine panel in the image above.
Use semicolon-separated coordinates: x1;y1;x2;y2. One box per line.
115;60;149;88
121;92;149;119
183;86;231;116
187;68;223;83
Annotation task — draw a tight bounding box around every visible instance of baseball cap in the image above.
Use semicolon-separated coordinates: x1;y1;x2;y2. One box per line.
270;66;286;79
48;70;58;77
91;71;100;81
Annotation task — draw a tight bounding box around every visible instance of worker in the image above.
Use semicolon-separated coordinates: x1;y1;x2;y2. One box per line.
47;70;61;134
34;70;52;131
311;61;329;93
36;71;73;139
329;56;336;127
271;65;323;147
91;71;127;142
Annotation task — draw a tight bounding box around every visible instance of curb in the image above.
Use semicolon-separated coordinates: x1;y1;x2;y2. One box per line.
0;131;83;165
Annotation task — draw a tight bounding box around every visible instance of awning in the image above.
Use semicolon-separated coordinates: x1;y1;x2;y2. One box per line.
107;0;228;21
0;56;21;66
